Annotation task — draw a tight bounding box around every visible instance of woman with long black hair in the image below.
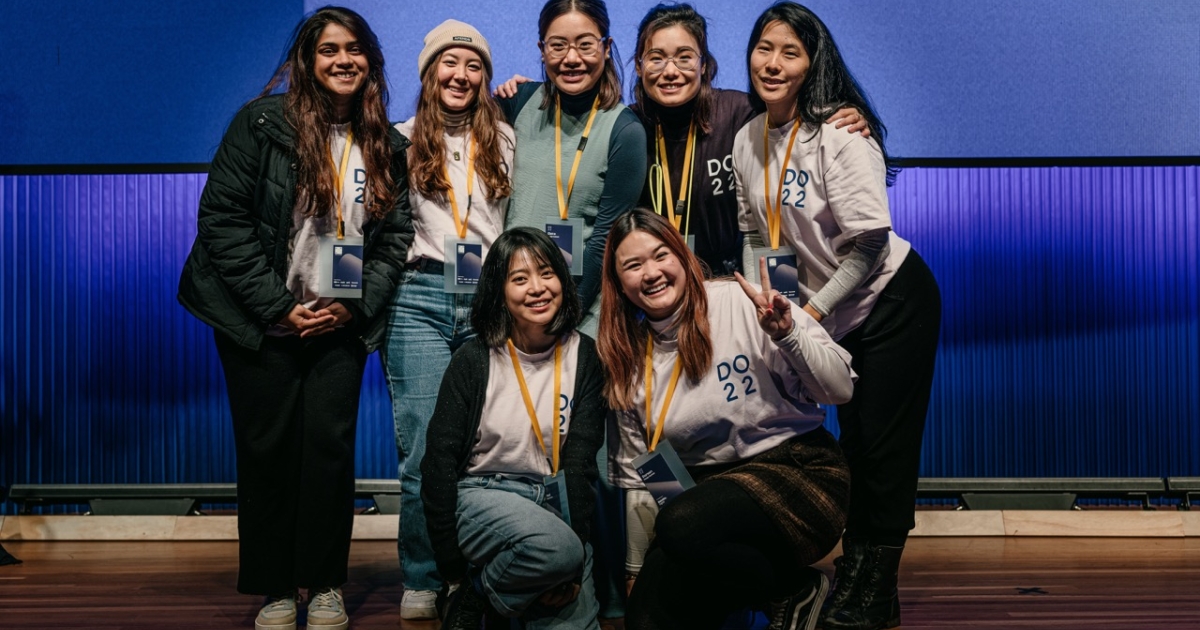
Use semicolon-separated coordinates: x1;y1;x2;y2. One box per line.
178;7;411;629
733;4;942;628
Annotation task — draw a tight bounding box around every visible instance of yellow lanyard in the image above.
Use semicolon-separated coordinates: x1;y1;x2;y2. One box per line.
762;118;801;251
445;134;477;239
644;336;683;453
328;131;355;240
653;122;697;235
554;94;601;220
507;339;564;475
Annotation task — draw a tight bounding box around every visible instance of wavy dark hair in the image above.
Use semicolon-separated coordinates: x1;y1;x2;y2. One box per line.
409;47;513;202
597;208;712;410
633;3;718;135
471;227;582;348
746;2;897;185
537;0;624;113
261;6;396;219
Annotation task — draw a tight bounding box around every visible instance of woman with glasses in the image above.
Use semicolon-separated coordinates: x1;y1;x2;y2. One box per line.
496;0;646;338
631;2;866;279
733;4;941;629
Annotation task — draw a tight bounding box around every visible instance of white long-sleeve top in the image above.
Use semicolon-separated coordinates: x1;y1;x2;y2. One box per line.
610;281;855;489
394;118;515;263
733;116;911;341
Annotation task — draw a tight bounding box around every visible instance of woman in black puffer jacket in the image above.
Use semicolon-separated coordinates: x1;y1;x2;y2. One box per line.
177;7;411;630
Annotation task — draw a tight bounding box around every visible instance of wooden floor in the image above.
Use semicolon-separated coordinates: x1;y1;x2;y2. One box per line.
1;537;1198;628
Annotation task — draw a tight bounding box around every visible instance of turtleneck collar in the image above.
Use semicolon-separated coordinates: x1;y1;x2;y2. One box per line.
441;106;472;130
556;82;603;115
647;306;683;340
655;98;697;133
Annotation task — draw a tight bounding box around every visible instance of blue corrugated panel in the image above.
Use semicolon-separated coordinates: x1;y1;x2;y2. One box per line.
1;167;1198;514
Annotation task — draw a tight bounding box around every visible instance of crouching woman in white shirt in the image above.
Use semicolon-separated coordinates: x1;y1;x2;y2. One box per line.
596;208;853;630
421;227;607;630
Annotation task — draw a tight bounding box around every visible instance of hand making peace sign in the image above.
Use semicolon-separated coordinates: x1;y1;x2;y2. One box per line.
734;256;796;341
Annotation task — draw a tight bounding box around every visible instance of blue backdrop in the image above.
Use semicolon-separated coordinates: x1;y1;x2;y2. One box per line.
1;0;1197;164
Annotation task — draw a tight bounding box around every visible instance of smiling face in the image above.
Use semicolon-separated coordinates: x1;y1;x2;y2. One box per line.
313;23;369;116
749;20;811;124
615;229;686;321
541;11;610;96
504;248;564;347
638;24;704;108
435;46;484;112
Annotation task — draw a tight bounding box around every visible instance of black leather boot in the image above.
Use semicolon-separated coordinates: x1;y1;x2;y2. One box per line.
822;544;902;630
819;538;870;626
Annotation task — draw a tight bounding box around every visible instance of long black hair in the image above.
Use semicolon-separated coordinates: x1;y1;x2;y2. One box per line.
746;2;897;184
632;3;718;134
471;228;582;348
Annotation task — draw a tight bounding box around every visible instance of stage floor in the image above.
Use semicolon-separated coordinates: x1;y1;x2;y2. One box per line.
1;537;1198;628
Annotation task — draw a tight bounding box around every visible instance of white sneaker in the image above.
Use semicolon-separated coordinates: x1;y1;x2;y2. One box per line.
307;587;349;630
400;589;439;620
255;592;298;630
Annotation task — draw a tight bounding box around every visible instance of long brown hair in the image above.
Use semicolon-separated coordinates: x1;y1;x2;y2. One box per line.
409;51;512;202
598;208;712;410
261;6;396;220
632;3;719;135
536;0;624;113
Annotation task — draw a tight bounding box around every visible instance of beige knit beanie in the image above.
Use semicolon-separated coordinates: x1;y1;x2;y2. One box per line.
418;19;493;77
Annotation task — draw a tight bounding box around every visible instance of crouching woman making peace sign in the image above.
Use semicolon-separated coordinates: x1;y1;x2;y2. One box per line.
597;208;853;630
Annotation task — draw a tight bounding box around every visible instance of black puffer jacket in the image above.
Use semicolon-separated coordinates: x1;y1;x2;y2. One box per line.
178;95;413;352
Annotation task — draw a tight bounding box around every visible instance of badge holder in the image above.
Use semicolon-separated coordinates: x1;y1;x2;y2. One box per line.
319;236;365;298
631;440;696;508
542;471;571;526
750;245;803;304
443;236;484;294
544;217;585;276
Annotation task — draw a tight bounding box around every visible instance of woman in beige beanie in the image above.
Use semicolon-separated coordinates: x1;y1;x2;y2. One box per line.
381;18;517;622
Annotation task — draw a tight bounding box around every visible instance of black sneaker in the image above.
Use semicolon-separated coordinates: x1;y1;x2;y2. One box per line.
766;567;830;630
441;581;488;630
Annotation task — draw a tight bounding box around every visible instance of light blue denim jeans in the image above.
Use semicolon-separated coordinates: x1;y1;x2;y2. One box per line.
381;266;474;592
456;475;601;630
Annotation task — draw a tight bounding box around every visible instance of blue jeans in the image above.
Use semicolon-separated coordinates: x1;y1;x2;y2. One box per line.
456;475;601;629
382;267;474;591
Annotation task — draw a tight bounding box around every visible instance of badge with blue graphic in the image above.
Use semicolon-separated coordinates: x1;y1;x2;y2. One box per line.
319;236;364;298
544;217;584;275
443;237;484;294
631;441;695;508
542;471;571;526
751;245;802;304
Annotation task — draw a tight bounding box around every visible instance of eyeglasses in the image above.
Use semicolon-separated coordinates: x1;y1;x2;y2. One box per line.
542;36;605;60
640;53;701;75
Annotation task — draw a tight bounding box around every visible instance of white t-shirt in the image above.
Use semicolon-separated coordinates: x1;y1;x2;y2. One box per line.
469;332;582;480
733;115;911;340
394;119;514;264
276;123;366;327
610;281;854;488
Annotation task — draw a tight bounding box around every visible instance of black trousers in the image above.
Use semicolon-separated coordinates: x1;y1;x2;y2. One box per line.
214;329;367;595
626;431;849;630
835;250;941;542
